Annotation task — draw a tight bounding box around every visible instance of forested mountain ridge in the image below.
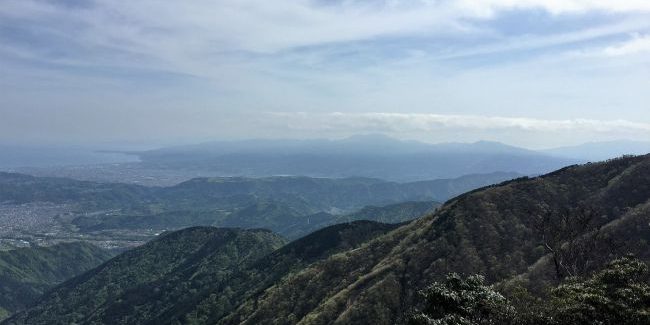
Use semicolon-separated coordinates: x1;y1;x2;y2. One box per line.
5;155;649;324
222;155;650;324
0;242;113;318
4;222;396;324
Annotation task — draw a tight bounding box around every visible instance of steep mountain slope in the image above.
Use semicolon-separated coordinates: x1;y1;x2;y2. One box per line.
4;222;396;324
4;227;286;324
0;242;113;317
8;155;647;324
221;155;650;324
153;221;400;324
135;136;574;181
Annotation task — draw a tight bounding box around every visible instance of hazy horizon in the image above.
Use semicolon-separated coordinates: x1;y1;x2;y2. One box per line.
1;133;650;152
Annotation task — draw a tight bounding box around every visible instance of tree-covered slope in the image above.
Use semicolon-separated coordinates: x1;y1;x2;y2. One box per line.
221;155;650;324
4;221;396;325
8;155;646;324
0;242;113;316
4;227;286;325
154;221;400;324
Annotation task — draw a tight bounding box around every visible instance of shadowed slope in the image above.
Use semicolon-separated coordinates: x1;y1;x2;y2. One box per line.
223;155;650;324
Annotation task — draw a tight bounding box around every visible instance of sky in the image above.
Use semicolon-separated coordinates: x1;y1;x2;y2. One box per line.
1;0;649;149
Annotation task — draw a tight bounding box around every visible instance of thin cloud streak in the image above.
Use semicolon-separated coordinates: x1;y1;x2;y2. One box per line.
275;112;650;134
602;33;650;56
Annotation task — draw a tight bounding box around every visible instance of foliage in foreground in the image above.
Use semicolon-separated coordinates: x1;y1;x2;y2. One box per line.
550;256;650;325
409;273;515;325
411;256;650;325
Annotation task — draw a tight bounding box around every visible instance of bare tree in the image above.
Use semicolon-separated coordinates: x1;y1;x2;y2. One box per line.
534;205;607;280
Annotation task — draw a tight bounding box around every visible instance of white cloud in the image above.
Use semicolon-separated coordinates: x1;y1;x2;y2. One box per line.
0;0;648;82
566;33;650;58
602;34;650;56
455;0;650;16
2;0;649;57
275;112;650;134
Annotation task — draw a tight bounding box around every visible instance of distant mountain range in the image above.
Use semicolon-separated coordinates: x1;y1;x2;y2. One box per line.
4;136;649;184
134;135;578;181
5;154;649;324
542;140;650;162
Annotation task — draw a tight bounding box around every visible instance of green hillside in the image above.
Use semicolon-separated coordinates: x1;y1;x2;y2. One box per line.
222;155;650;324
0;242;113;317
4;222;394;324
6;155;650;324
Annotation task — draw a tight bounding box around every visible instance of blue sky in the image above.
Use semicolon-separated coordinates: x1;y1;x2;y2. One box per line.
1;0;649;148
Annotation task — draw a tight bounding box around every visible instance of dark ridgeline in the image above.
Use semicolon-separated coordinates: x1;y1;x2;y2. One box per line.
4;154;650;324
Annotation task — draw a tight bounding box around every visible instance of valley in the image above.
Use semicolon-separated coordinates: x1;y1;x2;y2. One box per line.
0;171;520;251
1;154;649;324
4;2;649;323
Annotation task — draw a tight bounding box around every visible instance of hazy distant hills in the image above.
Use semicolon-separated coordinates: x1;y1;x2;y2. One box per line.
542;140;650;162
166;172;518;211
7;154;649;324
274;200;439;239
135;135;577;181
0;171;514;239
5;137;649;185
